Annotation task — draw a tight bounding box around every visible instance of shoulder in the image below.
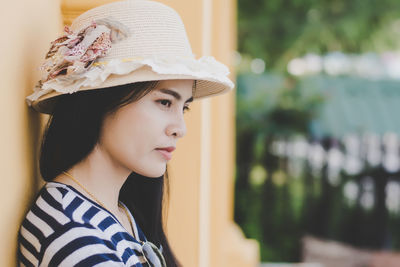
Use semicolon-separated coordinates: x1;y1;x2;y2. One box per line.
21;219;146;267
18;182;84;265
19;182;94;242
18;182;147;266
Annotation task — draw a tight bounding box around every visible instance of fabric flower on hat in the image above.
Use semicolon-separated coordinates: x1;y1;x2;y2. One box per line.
39;18;129;86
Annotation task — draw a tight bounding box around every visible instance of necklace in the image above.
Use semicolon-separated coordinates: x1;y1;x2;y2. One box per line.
63;171;167;267
61;171;167;266
61;171;137;241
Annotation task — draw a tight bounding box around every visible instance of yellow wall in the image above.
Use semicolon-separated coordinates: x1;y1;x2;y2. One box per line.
0;0;63;266
165;0;259;266
0;0;259;266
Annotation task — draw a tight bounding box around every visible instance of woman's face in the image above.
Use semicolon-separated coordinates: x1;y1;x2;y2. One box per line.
98;79;194;178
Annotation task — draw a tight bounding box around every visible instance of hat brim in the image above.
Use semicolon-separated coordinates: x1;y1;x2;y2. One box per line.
30;65;233;114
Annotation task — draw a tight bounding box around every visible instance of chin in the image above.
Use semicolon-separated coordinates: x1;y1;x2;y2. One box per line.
135;164;166;178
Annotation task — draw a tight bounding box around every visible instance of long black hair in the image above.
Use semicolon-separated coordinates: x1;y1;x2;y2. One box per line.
39;81;181;266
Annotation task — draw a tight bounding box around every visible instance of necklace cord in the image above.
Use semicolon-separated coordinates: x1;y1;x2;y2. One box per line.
61;171;166;265
61;171;137;241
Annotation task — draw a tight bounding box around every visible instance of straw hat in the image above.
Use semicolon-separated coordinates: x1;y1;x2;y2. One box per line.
26;0;234;114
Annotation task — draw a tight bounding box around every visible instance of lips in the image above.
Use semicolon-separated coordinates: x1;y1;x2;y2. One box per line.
155;146;176;160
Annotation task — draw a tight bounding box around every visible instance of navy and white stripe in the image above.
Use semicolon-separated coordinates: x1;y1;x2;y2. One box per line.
18;182;149;266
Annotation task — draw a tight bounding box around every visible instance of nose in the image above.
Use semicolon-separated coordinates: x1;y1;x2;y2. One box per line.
166;113;187;138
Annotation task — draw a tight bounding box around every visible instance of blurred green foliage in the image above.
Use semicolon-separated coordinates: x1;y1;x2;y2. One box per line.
236;73;325;139
235;1;400;261
235;73;325;261
238;0;400;70
234;73;400;262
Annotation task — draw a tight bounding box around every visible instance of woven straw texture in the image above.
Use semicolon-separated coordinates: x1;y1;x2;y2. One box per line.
27;0;234;114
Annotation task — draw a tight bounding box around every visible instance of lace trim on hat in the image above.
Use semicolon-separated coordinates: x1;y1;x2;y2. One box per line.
26;55;233;105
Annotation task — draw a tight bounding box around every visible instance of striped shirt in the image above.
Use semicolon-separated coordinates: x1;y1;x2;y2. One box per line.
18;181;152;266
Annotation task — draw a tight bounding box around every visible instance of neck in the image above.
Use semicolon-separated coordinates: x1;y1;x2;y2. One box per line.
54;144;130;214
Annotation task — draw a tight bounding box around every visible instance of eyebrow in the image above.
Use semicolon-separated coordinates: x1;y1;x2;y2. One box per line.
158;88;194;103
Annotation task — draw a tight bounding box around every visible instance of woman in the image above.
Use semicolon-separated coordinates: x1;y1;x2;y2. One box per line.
18;0;233;266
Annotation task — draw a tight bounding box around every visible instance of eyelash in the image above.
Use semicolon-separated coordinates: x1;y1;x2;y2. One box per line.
157;99;191;113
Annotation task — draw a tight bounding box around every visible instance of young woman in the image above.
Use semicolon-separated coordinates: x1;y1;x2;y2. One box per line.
18;0;233;266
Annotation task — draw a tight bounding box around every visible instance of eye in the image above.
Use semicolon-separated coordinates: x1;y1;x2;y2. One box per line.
157;99;191;113
157;99;172;108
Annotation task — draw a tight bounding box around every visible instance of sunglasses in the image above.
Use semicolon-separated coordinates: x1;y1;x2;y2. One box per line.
140;240;167;267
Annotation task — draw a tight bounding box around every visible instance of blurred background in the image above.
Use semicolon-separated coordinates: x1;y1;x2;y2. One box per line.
5;0;400;266
233;0;400;266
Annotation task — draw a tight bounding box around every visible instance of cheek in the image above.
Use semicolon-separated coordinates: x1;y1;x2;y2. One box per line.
103;110;152;158
99;104;167;175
